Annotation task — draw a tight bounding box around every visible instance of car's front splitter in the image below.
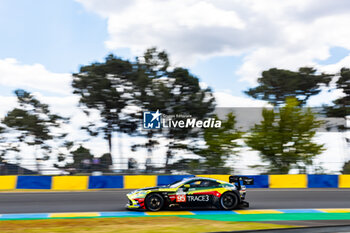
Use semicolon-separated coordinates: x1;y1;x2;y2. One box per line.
126;198;146;210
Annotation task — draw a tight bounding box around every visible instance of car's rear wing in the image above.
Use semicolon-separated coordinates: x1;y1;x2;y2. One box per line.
229;176;254;189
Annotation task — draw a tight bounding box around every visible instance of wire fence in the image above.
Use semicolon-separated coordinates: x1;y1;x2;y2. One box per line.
0;160;347;175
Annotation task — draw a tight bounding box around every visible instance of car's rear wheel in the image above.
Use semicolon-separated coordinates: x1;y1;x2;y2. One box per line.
220;192;239;210
145;193;164;211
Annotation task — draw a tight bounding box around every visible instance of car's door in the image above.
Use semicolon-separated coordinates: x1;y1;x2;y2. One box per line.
184;179;221;207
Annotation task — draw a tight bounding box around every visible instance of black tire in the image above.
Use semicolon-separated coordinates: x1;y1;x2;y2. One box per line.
219;192;239;210
145;193;164;211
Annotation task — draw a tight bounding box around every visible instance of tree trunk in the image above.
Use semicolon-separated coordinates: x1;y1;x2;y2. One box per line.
34;145;40;174
106;118;115;171
118;132;123;170
165;150;172;174
145;131;154;173
107;132;113;161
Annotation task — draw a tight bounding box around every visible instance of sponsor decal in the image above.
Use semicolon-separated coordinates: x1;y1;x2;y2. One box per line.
187;195;210;202
169;195;176;201
176;194;186;202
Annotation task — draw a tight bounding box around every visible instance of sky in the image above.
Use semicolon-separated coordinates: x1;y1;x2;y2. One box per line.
1;0;350;102
0;0;349;173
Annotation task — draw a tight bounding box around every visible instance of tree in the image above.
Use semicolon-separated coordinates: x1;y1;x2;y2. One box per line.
245;97;324;174
55;145;93;173
0;125;6;161
325;68;350;118
68;146;93;169
72;55;138;166
100;153;113;172
132;48;216;171
2;89;69;172
245;67;332;106
167;158;201;174
190;113;242;173
0;122;22;165
162;67;216;171
55;145;114;173
342;161;350;174
130;48;172;169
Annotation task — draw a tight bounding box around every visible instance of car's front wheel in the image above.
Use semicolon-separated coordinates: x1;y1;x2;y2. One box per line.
220;192;239;210
145;193;164;211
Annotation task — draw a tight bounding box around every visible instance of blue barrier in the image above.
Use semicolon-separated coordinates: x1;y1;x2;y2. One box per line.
16;176;52;189
307;175;338;188
157;175;194;186
5;174;350;190
88;176;123;189
245;175;269;188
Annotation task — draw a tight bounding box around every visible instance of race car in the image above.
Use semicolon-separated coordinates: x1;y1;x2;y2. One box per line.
126;176;254;211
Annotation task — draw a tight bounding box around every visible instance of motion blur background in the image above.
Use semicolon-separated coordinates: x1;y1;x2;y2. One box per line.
0;0;349;176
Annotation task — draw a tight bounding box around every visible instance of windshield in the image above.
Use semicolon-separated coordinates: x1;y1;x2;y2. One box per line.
167;179;192;188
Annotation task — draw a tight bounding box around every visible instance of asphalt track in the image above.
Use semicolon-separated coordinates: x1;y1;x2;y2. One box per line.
0;189;349;214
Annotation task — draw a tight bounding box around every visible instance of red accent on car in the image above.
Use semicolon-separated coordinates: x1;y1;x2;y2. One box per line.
135;198;146;209
169;195;176;201
191;191;222;197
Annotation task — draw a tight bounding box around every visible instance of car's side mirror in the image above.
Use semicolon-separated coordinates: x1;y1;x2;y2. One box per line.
182;184;190;191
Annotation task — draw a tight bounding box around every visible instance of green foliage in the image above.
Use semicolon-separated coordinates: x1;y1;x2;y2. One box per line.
167;158;201;174
135;47;215;121
325;67;350;118
137;47;169;79
0;124;21;162
72;48;214;170
245;97;324;174
71;146;94;167
245;67;332;106
56;146;93;172
0;125;6;160
162;67;216;159
2;90;68;169
72;54;139;161
342;161;350;174
132;48;216;170
100;153;112;165
100;153;113;172
4;109;51;142
55;147;113;173
190;113;242;173
3;90;67;143
131;48;172;161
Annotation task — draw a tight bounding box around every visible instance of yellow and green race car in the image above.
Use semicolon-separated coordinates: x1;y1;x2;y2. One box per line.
126;176;254;211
